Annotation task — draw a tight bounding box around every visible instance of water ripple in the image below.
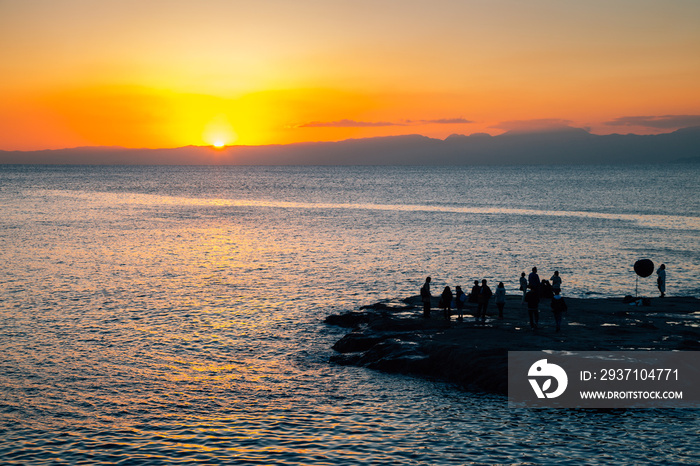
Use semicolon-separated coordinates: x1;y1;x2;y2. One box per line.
1;166;699;464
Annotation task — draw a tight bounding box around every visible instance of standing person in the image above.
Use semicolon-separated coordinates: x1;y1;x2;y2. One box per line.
469;280;480;318
477;279;493;323
550;271;562;294
439;286;453;321
550;290;568;332
657;264;666;298
469;280;480;303
519;272;528;304
525;289;540;329
420;276;432;318
528;267;540;292
455;286;467;321
495;282;506;319
540;280;553;299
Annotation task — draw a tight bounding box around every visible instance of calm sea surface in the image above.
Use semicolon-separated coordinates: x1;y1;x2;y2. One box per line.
1;164;699;464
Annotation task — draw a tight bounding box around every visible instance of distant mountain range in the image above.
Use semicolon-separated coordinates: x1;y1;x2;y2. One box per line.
2;126;700;165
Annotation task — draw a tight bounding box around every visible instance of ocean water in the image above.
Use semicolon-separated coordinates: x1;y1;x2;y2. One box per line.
0;164;698;464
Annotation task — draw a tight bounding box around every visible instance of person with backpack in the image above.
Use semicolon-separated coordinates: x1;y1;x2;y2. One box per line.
439;286;454;322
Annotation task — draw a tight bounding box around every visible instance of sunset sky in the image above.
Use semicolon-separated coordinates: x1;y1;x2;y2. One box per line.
2;0;700;150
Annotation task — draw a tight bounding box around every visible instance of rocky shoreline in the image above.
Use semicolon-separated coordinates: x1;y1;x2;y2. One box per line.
325;295;700;394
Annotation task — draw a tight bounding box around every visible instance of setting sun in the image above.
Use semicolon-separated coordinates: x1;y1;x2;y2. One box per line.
1;0;699;151
0;1;699;463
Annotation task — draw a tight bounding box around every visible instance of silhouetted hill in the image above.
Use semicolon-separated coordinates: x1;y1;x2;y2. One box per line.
2;126;700;165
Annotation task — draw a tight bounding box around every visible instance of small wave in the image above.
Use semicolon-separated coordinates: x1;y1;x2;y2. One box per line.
30;189;700;232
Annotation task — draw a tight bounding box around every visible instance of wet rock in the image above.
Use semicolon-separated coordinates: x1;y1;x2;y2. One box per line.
329;353;362;366
332;333;385;353
327;295;700;396
324;311;371;328
359;339;431;374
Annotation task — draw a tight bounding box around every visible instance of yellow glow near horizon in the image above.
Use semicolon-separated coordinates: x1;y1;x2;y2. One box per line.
1;1;699;150
202;115;237;147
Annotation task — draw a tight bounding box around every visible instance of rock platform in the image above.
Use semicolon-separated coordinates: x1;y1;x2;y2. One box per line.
326;295;700;394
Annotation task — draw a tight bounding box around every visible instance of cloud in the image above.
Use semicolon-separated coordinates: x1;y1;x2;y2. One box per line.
299;119;404;128
604;115;700;129
409;118;473;125
299;117;472;128
491;118;574;132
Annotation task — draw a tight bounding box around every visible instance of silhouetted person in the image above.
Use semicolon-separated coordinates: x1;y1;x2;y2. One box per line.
439;286;453;321
469;280;480;303
519;272;528;303
528;267;540;292
525;289;540;329
476;279;492;323
540;279;553;299
657;264;666;298
550;290;567;332
455;285;467;321
495;282;506;319
550;271;562;293
421;276;432;318
469;280;481;319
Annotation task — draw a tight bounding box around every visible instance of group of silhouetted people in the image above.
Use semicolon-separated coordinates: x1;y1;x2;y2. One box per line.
421;267;568;331
420;276;506;323
421;264;671;331
521;267;567;331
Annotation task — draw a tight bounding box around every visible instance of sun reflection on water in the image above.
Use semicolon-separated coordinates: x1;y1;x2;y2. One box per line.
35;188;700;232
1;167;699;464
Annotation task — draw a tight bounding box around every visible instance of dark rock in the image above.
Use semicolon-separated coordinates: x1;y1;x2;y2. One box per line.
368;318;437;332
359;339;431;374
329;353;362;365
326;295;700;395
677;339;700;350
360;303;390;311
324;311;370;328
332;333;384;353
360;302;414;313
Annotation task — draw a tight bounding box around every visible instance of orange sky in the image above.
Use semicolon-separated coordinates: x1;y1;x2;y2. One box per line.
2;0;700;150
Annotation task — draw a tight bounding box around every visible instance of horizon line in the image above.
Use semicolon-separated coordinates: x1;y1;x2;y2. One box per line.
3;125;699;153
